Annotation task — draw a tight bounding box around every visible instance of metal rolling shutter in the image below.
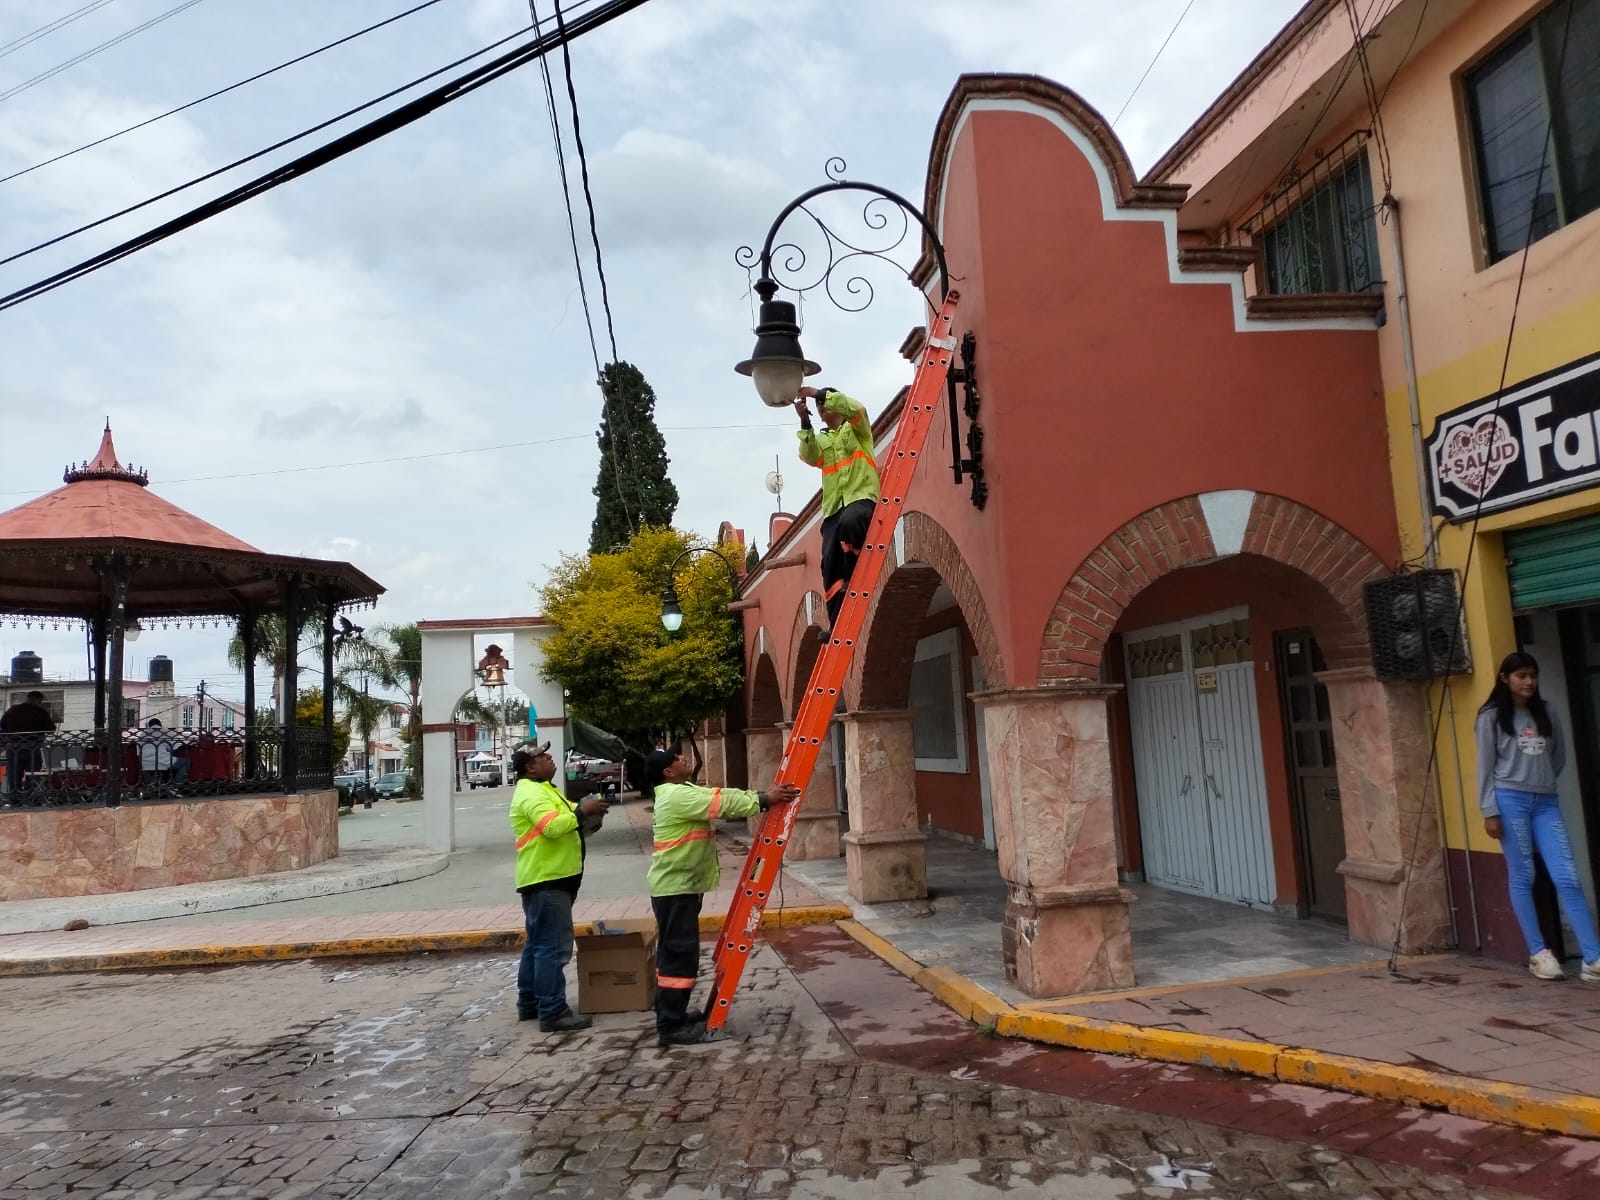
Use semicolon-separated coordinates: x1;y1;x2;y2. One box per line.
1505;511;1600;611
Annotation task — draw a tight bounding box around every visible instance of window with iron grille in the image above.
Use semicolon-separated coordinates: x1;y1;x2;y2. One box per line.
223;708;236;731
1252;148;1381;295
1466;0;1600;264
182;705;194;729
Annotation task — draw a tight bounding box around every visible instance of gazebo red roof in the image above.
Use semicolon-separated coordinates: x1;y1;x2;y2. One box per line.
0;425;383;619
0;426;258;552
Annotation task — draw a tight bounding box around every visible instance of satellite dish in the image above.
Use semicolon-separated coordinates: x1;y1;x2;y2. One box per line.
764;470;784;495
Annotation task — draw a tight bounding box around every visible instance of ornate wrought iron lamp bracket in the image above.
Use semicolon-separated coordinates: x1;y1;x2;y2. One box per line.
734;159;985;506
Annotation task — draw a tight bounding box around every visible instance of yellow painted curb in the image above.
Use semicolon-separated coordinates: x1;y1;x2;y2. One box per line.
831;920;1600;1139
836;919;923;980
914;965;1012;1027
0;904;852;979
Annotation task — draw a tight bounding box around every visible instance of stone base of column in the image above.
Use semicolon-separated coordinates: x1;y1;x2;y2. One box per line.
788;810;842;860
1339;853;1453;953
844;829;928;903
1004;883;1136;996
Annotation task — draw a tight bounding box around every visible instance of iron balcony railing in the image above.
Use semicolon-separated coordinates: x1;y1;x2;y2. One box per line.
0;725;336;809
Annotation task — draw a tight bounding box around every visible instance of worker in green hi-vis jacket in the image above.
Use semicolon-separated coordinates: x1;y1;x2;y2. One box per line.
794;384;880;636
644;743;800;1046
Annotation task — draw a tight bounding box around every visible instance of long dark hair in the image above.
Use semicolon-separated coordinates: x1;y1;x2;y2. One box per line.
1481;651;1553;738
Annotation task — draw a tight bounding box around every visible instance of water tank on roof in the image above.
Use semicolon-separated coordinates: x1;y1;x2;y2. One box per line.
148;655;174;684
10;652;42;684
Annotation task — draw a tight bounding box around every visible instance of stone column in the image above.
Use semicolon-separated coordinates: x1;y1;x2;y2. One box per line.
743;724;785;836
838;710;927;902
974;685;1134;997
1319;667;1452;953
699;718;728;789
777;720;843;861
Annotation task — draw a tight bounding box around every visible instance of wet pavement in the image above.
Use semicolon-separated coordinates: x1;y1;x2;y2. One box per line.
1;926;1594;1197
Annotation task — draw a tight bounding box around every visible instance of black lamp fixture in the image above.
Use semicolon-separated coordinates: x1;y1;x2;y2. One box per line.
734;278;820;408
659;546;739;633
732;158;986;508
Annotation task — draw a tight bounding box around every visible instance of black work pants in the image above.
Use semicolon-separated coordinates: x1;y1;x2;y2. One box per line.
820;497;876;627
652;892;704;1035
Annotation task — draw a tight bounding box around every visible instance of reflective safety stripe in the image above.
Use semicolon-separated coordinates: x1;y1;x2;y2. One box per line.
515;809;562;851
707;788;722;819
653;829;715;852
821;449;875;476
657;974;697;990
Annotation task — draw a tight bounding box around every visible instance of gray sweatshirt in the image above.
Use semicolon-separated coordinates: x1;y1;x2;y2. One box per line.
1475;705;1565;817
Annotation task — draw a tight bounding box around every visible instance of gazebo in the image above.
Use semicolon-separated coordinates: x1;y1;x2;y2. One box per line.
0;426;383;900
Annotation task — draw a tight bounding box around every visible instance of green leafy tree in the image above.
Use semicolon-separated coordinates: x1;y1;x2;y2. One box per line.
590;361;680;554
541;527;742;759
295;687;351;770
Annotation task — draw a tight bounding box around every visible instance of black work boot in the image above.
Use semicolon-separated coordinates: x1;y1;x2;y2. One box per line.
659;1022;726;1048
540;1011;593;1033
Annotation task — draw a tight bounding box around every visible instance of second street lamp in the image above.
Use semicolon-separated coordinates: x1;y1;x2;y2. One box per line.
659;546;739;633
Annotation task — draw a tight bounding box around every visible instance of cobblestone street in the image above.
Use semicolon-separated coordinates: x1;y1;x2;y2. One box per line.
0;932;1591;1198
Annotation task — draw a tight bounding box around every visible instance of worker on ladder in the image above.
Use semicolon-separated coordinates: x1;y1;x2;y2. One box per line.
645;744;801;1045
794;384;880;637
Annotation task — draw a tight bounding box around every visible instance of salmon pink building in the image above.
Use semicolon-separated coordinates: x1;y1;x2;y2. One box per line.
710;70;1456;997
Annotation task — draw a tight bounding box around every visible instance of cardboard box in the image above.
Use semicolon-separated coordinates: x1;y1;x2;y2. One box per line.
574;918;658;1014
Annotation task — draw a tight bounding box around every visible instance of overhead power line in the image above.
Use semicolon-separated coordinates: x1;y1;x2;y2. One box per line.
0;0;120;61
1113;0;1199;125
0;0;208;107
0;0;452;187
0;0;653;313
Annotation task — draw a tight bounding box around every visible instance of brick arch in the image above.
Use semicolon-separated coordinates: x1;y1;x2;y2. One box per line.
748;652;784;727
1040;493;1388;683
788;590;826;716
848;510;1006;710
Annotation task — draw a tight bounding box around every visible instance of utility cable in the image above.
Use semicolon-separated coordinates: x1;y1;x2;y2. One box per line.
0;0;208;107
0;0;452;187
0;13;539;272
0;422;791;496
0;0;119;61
1113;0;1199;125
0;0;653;313
1386;0;1577;973
551;0;617;366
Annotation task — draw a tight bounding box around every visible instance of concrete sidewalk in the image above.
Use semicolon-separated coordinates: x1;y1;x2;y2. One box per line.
0;789;842;974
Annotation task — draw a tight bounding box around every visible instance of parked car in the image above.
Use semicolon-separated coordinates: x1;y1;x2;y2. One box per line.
374;770;411;800
466;761;503;789
333;773;375;810
565;750;622;784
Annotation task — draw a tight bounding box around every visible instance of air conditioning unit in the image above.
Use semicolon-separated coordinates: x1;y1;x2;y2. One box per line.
1363;570;1472;682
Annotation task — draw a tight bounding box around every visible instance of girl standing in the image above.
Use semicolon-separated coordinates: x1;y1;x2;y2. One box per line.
1477;651;1600;981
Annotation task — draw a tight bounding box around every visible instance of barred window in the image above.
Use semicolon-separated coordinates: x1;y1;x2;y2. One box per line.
1261;153;1380;295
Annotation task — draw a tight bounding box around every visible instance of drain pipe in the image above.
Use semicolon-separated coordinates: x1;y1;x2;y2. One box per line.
1384;193;1481;952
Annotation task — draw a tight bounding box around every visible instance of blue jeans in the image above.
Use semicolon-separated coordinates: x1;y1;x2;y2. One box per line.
518;887;575;1019
1497;787;1600;964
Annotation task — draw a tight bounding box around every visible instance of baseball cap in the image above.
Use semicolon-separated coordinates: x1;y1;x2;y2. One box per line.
644;745;679;791
510;740;552;776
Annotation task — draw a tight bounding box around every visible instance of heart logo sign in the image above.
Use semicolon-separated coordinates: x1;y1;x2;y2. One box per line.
1437;414;1519;498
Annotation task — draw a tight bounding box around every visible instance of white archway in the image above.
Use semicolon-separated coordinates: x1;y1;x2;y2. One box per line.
417;616;566;852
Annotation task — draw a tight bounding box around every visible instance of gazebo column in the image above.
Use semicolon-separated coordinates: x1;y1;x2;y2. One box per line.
241;610;259;781
104;569;129;808
90;611;108;731
281;579;301;790
321;599;335;784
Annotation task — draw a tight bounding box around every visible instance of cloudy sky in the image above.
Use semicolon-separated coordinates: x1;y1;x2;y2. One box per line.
1;0;1295;707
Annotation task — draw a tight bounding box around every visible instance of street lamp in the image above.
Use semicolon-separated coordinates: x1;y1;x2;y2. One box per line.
659;546;740;633
732;158;985;506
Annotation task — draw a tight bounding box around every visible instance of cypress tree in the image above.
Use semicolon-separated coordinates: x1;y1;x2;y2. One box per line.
590;361;679;553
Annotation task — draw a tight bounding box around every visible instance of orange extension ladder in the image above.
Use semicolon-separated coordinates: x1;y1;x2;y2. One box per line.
705;288;963;1030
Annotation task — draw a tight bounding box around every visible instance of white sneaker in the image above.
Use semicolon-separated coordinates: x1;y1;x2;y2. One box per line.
1581;959;1600;983
1529;949;1566;980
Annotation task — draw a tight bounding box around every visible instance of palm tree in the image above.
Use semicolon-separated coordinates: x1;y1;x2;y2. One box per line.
347;623;424;779
227;611;327;719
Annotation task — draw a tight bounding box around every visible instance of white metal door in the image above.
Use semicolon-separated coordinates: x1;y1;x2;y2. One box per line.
1125;612;1276;906
1125;629;1213;891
